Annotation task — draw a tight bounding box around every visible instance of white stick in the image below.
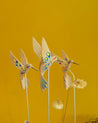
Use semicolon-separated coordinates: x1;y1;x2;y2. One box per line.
63;88;70;123
69;70;76;123
48;68;50;123
25;74;30;122
73;87;76;123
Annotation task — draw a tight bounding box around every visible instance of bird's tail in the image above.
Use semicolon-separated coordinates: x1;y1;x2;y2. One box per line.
63;74;72;90
20;74;30;90
40;74;47;91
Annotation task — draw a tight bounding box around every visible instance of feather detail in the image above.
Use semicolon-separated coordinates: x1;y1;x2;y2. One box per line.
63;74;72;90
9;51;24;70
33;37;42;60
20;49;28;65
20;73;30;89
62;50;69;61
40;73;47;91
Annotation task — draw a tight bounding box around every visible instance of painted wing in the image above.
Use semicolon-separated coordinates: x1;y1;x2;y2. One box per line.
9;51;24;70
39;60;49;76
62;50;69;61
20;49;28;65
20;74;30;89
33;37;42;61
51;52;65;67
41;38;51;63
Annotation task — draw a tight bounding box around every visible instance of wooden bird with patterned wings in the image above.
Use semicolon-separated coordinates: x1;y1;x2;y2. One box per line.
10;49;38;89
33;37;57;91
52;51;79;89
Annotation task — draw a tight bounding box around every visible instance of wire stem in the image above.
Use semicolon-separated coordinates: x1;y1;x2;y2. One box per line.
48;68;50;123
62;88;70;123
25;74;29;122
69;70;76;123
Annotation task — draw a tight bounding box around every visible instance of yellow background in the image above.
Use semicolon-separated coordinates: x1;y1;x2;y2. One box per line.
0;0;98;123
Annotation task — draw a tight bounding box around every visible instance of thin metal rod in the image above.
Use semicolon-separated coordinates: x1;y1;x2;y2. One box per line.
73;87;76;123
69;70;76;123
25;74;30;122
48;68;50;123
62;88;70;123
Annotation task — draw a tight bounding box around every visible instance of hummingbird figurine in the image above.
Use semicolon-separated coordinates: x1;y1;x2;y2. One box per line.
33;37;57;91
9;49;38;89
52;50;79;89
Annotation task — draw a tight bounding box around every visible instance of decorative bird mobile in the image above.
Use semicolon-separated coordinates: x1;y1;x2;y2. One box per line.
52;51;87;123
33;37;57;91
52;50;79;90
9;49;38;89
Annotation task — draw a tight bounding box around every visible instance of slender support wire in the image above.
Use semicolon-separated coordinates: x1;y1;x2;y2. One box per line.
25;74;30;122
63;88;70;123
69;70;76;123
73;87;76;123
48;68;50;123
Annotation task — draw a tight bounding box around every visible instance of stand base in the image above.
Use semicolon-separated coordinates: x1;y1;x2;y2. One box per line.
24;120;29;123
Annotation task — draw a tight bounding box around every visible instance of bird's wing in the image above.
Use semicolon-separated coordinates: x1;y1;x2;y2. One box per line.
51;52;65;67
62;50;69;61
20;49;28;65
33;37;42;61
20;74;30;89
41;38;51;63
9;51;24;70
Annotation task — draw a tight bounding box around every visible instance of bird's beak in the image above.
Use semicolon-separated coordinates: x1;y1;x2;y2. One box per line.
31;66;38;71
73;62;79;65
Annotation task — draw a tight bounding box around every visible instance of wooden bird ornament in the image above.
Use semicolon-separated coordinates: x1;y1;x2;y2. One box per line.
52;51;79;89
9;49;38;89
33;37;57;91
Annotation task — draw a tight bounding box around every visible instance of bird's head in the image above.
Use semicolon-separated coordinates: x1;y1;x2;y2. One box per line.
26;64;38;71
69;60;79;65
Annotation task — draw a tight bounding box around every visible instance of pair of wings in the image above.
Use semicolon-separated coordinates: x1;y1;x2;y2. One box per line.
51;50;69;67
33;37;51;63
33;37;69;65
10;50;30;89
9;49;28;70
